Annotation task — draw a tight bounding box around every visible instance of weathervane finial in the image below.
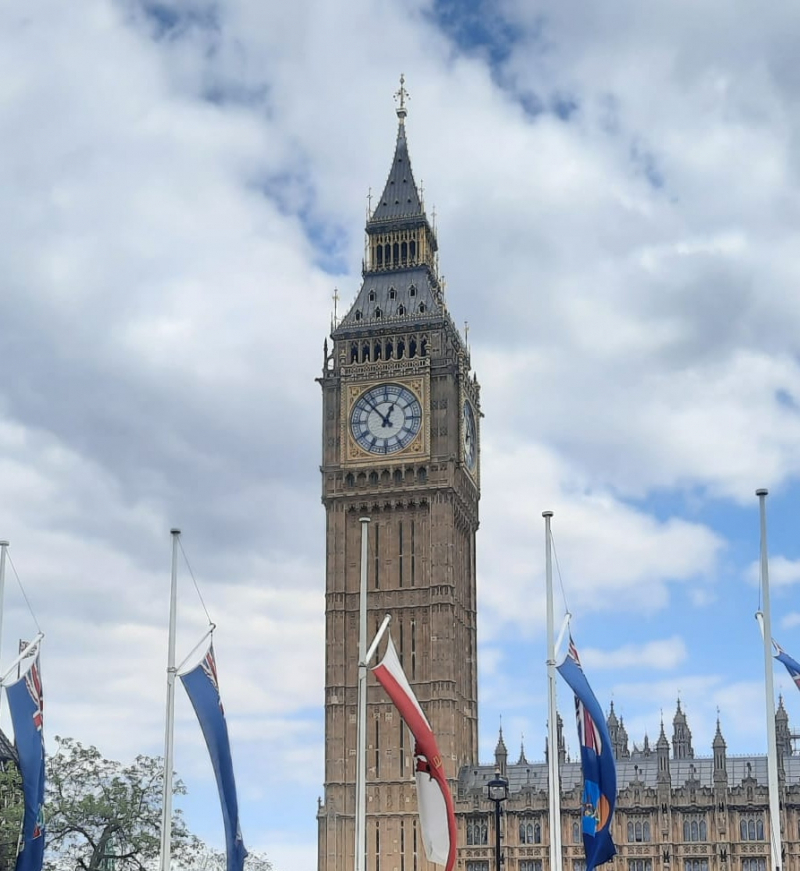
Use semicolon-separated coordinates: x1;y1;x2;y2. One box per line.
394;74;409;121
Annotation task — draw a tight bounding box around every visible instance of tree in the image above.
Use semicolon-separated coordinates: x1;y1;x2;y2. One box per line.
44;736;194;871
188;842;273;871
0;761;23;871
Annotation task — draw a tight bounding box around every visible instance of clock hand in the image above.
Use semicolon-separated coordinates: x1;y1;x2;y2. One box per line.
382;404;395;427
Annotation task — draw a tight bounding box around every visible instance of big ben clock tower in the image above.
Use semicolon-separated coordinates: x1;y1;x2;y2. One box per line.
317;80;481;871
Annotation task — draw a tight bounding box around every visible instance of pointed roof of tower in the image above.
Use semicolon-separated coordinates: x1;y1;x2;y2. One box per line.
777;694;789;722
495;725;508;757
713;715;727;748
369;75;424;225
607;701;619;728
656;718;670;750
517;735;528;765
674;698;686;723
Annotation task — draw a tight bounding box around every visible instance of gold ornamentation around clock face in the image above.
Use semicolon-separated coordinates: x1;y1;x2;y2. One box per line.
463;400;477;471
350;383;423;455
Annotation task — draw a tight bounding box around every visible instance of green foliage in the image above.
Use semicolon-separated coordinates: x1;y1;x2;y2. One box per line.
186;842;273;871
44;736;194;871
0;761;23;871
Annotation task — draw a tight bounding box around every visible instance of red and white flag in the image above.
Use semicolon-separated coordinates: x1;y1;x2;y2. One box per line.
372;634;457;871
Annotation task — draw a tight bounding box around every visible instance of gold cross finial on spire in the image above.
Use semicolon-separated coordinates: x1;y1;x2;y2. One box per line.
394;74;409;121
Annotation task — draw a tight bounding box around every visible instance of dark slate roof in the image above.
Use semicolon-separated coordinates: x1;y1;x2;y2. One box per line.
458;754;800;795
334;267;443;335
369;119;424;225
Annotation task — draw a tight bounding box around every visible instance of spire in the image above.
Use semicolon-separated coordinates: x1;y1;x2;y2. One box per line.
656;717;671;783
517;735;528;765
776;695;792;759
713;714;728;783
335;78;445;336
495;724;508;776
672;697;694;759
369;76;424;225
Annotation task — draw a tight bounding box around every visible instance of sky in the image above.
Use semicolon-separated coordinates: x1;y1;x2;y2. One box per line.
3;0;800;869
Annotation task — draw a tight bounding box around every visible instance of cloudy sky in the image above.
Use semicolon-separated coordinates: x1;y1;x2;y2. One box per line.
4;0;800;868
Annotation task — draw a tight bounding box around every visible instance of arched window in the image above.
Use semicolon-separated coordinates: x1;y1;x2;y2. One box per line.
389;288;396;299
386;340;394;359
573;821;580;843
350;343;358;363
748;820;756;840
409;338;417;358
410;240;416;260
393;469;402;484
361;343;370;363
355;310;362;321
534;823;541;844
691;821;698;841
375;308;382;319
397;339;405;359
376;246;383;267
393;242;399;264
643;821;651;842
419;302;426;313
373;341;382;360
757;819;764;840
369;471;378;485
467;817;488;846
345;473;355;487
409;285;417;297
698;820;706;841
420;337;428;356
398;305;406;316
628;822;635;842
401;241;407;263
368;290;376;302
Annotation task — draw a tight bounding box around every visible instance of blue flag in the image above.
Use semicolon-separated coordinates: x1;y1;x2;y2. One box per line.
774;640;800;691
180;644;247;871
6;653;45;871
557;636;616;871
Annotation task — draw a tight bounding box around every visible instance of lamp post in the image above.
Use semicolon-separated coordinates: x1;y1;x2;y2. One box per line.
487;769;509;871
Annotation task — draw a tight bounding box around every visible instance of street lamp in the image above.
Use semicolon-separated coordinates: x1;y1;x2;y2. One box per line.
487;769;509;871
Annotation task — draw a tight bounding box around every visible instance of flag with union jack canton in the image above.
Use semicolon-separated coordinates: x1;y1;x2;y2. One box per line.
6;651;45;871
557;636;617;871
180;644;247;871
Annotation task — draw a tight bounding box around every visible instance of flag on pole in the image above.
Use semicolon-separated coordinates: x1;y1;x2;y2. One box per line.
180;644;247;871
372;634;457;871
6;651;45;871
557;636;617;871
773;639;800;691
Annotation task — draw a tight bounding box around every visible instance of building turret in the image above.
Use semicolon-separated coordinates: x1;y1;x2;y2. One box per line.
776;695;792;759
713;717;727;786
656;719;671;785
495;726;508;776
517;736;528;766
618;717;631;759
672;698;694;759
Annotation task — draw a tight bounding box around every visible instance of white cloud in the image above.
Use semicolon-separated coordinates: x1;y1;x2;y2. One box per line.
580;637;688;671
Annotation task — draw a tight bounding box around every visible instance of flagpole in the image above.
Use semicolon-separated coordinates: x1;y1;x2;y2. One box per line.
0;542;8;672
543;511;563;871
355;517;370;871
160;528;181;871
756;489;782;871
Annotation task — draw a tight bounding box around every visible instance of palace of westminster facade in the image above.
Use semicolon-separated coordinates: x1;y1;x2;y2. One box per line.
315;83;798;871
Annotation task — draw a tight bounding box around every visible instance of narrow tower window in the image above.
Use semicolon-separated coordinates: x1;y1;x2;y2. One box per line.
409;285;417;297
375;308;382;319
389;287;396;299
369;289;376;302
398;305;406;316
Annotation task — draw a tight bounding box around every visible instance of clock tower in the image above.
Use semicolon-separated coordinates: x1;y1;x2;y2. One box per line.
317;82;481;871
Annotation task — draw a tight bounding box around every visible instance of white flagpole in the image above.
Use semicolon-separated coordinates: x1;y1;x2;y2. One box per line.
543;511;563;871
0;542;8;671
355;517;370;871
159;528;181;871
756;489;782;871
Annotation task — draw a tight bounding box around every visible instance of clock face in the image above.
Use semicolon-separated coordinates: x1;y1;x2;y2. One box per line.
463;400;477;470
350;383;423;455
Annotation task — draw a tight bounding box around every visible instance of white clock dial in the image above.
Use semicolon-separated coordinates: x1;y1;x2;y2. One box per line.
463;400;477;470
350;384;422;455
